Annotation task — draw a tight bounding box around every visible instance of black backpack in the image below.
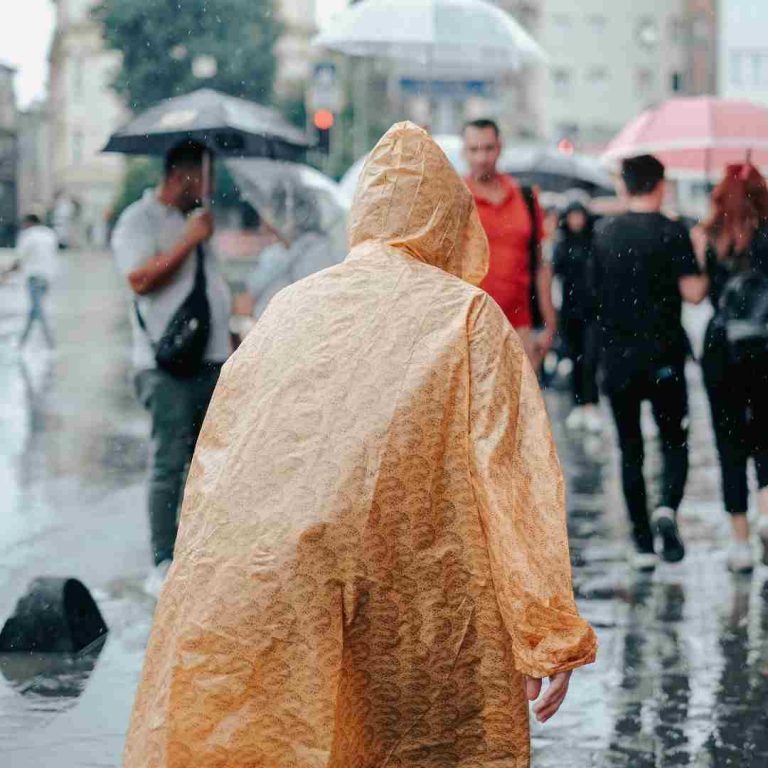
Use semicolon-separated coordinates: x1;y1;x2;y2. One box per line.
718;269;768;363
135;245;211;378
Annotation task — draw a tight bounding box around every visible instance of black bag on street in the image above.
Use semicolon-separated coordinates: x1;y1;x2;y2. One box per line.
716;269;768;364
135;245;211;378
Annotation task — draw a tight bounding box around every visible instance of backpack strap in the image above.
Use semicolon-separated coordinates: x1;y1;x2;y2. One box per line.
520;185;542;328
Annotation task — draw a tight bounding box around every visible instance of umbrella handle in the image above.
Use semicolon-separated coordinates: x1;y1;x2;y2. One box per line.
202;150;212;210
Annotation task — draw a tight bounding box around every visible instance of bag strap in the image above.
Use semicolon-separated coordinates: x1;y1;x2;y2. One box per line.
194;244;206;288
520;185;542;327
520;185;539;268
134;244;206;340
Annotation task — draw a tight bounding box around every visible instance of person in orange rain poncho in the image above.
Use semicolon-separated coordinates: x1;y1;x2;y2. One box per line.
124;122;597;768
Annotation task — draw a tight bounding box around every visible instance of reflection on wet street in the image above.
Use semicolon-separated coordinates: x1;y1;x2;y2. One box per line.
1;252;767;767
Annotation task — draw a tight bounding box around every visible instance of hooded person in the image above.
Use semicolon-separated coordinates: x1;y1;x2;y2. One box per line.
124;122;597;768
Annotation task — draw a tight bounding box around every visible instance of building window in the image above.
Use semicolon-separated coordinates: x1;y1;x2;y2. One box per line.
731;52;744;86
636;68;654;94
668;17;685;45
587;67;609;92
587;14;607;34
636;17;659;50
553;68;571;96
730;50;768;87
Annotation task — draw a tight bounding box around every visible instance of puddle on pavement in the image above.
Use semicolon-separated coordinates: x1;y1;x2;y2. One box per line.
0;638;106;738
2;265;768;766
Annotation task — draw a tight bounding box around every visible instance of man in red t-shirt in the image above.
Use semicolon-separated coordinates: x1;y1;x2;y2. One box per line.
463;119;556;368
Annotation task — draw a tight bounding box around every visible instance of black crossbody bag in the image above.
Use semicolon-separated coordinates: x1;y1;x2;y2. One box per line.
135;245;211;378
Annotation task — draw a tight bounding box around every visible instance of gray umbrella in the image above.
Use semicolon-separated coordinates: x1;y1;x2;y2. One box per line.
103;88;310;161
501;145;614;193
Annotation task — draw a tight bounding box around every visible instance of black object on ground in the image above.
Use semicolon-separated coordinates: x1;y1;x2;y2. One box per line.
0;578;108;653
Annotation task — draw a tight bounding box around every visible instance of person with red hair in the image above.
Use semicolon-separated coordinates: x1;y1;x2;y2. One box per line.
692;163;768;572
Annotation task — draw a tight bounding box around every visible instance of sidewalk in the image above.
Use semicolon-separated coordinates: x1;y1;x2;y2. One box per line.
0;251;766;767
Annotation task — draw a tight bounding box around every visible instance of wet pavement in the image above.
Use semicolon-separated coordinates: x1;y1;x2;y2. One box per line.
0;252;767;767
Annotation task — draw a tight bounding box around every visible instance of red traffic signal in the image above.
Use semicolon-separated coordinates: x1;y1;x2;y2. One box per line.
313;109;335;131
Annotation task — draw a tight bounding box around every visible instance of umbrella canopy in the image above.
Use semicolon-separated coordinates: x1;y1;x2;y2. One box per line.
225;158;347;246
502;145;614;193
602;96;768;178
103;88;310;161
340;136;611;203
225;158;348;321
313;0;547;75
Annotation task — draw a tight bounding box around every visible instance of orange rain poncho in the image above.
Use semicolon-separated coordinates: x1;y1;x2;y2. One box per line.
124;122;596;768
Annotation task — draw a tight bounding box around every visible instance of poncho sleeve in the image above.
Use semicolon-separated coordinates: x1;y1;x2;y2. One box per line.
468;295;597;679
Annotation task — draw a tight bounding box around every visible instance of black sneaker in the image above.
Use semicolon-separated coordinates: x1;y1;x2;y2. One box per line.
652;507;686;563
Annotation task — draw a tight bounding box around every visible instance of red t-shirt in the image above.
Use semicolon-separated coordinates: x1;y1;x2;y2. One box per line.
466;175;543;329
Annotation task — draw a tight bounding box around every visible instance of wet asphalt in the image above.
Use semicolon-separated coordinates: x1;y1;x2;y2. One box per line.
0;251;766;767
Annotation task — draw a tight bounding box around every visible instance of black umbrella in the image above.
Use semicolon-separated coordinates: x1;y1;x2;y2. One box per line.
103;88;310;161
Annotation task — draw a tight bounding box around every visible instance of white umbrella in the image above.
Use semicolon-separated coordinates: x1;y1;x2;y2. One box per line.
313;0;547;76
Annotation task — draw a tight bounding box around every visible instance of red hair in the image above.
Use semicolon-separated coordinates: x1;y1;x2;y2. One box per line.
704;164;768;260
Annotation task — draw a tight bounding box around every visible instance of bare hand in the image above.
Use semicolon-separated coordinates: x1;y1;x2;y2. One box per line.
185;209;214;246
525;671;572;723
535;327;555;357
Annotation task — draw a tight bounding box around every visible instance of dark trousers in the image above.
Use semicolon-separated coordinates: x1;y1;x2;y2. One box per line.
20;276;55;349
608;366;689;551
703;338;768;514
561;316;599;406
136;365;221;565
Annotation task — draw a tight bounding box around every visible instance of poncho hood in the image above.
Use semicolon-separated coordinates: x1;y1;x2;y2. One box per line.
348;122;489;286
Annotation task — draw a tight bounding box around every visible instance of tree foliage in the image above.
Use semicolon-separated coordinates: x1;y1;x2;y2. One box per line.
94;0;283;113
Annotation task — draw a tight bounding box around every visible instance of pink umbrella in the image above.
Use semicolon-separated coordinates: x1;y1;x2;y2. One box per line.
602;96;768;180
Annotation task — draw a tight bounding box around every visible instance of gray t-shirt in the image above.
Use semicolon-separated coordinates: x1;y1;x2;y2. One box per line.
111;190;232;371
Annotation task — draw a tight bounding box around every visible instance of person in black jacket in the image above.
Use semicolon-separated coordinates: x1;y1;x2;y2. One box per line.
553;202;602;433
692;163;768;574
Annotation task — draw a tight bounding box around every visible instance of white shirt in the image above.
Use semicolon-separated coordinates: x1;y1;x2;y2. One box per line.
17;225;59;280
111;190;232;371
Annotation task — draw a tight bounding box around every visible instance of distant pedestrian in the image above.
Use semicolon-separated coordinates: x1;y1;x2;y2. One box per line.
13;213;59;350
593;155;708;571
692;163;768;573
111;141;232;597
553;202;602;432
463;119;556;369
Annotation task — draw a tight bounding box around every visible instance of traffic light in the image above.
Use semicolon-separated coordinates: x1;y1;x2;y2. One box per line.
313;110;335;154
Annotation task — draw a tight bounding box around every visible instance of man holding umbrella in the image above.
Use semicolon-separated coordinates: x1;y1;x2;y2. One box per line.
111;141;233;596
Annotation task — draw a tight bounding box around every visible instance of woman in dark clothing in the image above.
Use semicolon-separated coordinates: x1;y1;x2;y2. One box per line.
553;202;602;432
693;163;768;573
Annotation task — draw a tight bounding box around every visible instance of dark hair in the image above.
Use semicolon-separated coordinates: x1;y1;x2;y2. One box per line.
22;213;41;226
621;154;665;196
164;141;207;176
462;118;500;139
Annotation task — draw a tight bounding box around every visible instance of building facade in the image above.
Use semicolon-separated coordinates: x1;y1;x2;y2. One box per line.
49;0;127;247
276;0;318;97
17;101;54;220
0;63;18;247
531;0;717;149
719;0;768;106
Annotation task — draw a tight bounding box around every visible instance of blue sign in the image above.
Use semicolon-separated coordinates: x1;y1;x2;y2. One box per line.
399;79;494;99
